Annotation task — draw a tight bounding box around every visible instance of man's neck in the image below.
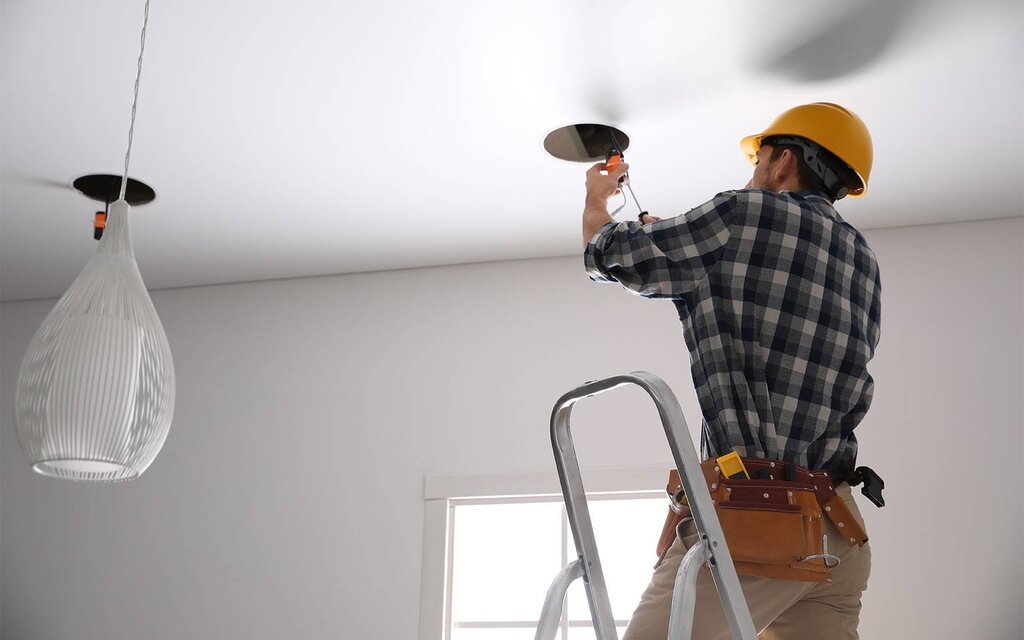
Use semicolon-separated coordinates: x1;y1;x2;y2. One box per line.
771;176;803;193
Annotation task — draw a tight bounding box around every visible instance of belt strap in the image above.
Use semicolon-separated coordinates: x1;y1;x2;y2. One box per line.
822;493;868;546
667;458;869;547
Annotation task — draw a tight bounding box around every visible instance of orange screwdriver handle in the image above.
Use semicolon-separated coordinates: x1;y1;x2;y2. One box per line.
605;152;626;184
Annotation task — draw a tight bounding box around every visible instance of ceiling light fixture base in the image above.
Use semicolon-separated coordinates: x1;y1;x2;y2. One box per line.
543;123;631;163
72;174;156;206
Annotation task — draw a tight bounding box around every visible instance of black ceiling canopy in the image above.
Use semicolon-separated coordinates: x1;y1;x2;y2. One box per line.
543;123;630;163
72;174;156;206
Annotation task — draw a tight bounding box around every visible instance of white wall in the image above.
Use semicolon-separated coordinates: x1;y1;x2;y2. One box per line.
2;217;1021;639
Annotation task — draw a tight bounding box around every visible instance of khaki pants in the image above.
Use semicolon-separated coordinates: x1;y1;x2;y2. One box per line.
622;484;871;640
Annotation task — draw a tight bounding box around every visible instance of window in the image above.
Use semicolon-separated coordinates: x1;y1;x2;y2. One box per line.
419;467;672;640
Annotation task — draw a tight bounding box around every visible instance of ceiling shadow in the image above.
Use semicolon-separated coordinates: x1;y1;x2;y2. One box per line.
1;173;73;191
759;0;924;83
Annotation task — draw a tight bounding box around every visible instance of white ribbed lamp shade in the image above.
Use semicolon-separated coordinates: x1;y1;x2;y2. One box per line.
15;199;175;482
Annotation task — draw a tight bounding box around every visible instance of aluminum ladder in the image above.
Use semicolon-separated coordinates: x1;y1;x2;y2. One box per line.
534;371;758;640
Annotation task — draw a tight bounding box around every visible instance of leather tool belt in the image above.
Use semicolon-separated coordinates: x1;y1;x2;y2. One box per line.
656;457;869;583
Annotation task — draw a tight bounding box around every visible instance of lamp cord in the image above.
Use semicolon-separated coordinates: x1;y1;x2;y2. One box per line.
120;0;151;202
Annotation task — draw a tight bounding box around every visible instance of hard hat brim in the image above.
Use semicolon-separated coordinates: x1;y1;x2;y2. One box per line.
740;134;761;166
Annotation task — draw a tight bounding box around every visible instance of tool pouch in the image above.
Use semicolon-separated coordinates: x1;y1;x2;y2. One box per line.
656;508;686;561
662;462;838;583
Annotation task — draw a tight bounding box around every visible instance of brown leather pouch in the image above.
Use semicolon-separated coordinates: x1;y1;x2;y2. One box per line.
663;462;835;582
713;478;831;582
656;508;685;559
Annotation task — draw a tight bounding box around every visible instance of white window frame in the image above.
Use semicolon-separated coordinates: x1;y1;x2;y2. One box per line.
417;465;672;640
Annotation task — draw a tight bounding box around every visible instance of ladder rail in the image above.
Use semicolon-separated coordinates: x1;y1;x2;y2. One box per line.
534;559;585;640
546;371;758;640
670;538;711;639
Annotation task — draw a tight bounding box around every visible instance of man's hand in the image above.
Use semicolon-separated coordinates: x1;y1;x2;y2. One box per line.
582;161;630;244
585;161;629;202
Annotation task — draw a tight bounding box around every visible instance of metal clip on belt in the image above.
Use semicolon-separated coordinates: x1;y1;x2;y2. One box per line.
849;466;886;508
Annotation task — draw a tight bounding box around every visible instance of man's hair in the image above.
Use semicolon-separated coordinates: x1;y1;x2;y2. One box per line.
766;136;859;201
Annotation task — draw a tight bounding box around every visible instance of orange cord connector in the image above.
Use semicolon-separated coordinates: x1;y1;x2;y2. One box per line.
94;211;107;240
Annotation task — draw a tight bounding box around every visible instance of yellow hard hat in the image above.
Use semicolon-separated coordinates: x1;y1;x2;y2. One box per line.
740;102;873;197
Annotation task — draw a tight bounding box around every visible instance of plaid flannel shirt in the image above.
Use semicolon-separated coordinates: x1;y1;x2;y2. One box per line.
584;189;881;476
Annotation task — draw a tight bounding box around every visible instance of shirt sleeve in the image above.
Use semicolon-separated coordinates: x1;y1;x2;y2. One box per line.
584;190;745;299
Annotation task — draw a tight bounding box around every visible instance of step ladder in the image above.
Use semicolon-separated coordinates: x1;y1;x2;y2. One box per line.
534;371;758;640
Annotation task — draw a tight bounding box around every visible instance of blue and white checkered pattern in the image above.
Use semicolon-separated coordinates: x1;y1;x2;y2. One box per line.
585;190;881;476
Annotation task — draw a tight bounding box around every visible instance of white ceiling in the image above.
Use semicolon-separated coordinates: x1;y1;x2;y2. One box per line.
2;0;1022;302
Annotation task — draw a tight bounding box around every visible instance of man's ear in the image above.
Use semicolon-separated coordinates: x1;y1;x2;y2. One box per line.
773;147;800;183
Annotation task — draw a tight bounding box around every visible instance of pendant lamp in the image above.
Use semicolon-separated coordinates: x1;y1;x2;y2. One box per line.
14;0;174;482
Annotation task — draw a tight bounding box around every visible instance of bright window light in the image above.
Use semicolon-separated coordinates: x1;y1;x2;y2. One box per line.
447;494;667;639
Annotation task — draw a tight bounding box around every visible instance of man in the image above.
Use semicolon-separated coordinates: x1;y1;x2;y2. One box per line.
582;103;881;639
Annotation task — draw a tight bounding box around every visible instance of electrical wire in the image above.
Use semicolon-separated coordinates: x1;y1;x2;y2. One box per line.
120;0;151;202
607;128;646;217
624;182;643;215
609;191;627;218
